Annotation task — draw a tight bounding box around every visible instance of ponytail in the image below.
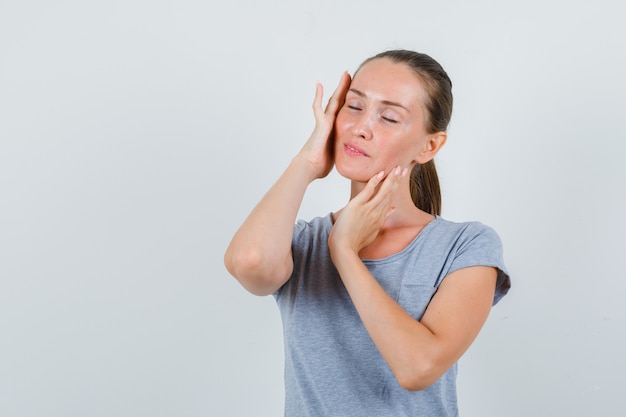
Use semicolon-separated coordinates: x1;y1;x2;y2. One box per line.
409;160;441;216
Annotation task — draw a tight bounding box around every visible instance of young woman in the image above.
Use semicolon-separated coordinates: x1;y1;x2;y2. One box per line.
224;50;510;416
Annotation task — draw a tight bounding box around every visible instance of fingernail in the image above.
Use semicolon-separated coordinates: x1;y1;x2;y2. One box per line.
402;167;408;177
377;170;385;179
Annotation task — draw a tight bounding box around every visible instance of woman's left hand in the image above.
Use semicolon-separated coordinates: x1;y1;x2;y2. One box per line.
328;166;407;257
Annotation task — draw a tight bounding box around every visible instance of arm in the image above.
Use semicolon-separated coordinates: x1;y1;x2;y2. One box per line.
328;171;497;390
333;255;495;390
224;72;351;296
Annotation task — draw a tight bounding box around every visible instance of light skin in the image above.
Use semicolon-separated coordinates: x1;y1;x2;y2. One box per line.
224;58;497;390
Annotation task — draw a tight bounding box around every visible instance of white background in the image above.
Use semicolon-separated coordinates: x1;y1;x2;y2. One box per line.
1;0;625;416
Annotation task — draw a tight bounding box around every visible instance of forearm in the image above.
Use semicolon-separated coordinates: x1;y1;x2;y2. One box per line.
331;249;444;390
224;156;317;295
332;247;497;390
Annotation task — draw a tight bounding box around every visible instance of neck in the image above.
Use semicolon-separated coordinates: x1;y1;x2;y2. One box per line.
348;177;433;229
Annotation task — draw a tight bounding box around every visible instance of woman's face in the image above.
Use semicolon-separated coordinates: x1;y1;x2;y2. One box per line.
334;58;431;183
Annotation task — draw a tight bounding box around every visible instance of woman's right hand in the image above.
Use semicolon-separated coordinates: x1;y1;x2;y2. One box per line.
297;71;351;180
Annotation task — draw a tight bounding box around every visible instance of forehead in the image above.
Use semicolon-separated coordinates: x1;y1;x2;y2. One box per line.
351;58;427;109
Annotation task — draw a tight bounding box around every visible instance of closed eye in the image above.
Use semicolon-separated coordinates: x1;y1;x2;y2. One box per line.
382;116;398;123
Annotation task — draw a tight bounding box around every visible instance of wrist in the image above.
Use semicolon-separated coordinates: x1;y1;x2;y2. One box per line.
329;245;363;280
290;153;324;183
328;239;359;264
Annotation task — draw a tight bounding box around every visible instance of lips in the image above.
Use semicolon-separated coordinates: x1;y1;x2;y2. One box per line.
344;143;369;157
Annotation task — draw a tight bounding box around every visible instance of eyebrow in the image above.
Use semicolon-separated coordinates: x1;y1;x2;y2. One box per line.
348;88;411;113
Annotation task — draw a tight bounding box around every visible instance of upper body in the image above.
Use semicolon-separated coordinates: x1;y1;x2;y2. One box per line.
277;214;509;416
224;50;511;415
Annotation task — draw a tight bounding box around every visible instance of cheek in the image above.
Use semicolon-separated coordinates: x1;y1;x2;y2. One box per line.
334;111;348;133
386;135;423;165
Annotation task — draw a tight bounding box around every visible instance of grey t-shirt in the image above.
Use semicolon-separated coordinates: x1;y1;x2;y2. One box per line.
275;214;510;417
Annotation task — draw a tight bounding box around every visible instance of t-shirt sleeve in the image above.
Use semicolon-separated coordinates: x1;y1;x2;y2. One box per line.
448;223;511;305
274;217;322;301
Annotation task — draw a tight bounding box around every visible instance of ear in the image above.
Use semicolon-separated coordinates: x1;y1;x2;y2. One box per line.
413;131;447;164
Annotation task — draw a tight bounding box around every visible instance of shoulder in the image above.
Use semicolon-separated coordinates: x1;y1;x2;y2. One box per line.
433;216;504;259
433;216;499;237
432;217;510;304
424;217;503;253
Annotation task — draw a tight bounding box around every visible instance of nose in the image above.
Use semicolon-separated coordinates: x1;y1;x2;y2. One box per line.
351;112;374;141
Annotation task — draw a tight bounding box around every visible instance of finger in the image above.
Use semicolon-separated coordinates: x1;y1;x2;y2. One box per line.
312;82;325;118
369;166;407;205
380;166;405;191
325;71;351;114
352;170;385;204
